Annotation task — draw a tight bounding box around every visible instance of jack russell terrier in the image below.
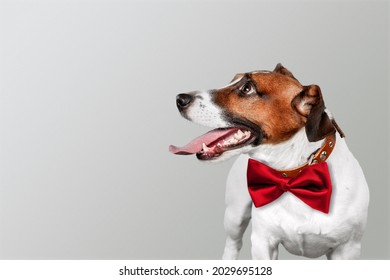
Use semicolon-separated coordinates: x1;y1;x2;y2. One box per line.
169;64;369;260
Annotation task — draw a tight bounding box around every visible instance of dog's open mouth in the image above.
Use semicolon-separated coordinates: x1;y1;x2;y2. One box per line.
169;127;256;160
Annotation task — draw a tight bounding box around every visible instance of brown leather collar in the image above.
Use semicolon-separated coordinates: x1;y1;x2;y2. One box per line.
277;133;336;178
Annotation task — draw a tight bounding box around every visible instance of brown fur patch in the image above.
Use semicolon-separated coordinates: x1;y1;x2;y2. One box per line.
213;72;305;144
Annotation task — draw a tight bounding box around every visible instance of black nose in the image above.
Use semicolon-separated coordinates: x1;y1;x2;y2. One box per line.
176;93;194;111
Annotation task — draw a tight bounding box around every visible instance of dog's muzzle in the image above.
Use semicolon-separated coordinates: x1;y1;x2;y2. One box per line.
170;90;260;160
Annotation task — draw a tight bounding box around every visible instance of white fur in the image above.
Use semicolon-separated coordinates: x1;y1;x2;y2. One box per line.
222;128;369;259
185;91;229;128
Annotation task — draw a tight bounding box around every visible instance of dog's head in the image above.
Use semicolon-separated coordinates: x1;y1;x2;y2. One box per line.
169;64;342;161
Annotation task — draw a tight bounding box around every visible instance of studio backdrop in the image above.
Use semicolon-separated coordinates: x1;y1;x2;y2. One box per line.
0;0;389;259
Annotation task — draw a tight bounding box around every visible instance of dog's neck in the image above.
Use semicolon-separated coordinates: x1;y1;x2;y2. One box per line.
248;128;325;170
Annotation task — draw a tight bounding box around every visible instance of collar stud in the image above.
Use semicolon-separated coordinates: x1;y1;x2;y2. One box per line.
320;151;327;161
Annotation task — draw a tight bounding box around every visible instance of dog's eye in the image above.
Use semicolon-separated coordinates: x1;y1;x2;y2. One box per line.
240;82;256;96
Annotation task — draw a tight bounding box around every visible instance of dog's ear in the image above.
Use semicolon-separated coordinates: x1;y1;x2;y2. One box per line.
273;63;298;81
292;84;342;142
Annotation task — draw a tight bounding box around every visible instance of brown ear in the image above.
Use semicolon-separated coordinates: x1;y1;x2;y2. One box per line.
273;63;298;81
292;85;337;142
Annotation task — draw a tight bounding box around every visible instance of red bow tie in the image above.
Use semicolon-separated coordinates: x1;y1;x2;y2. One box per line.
247;159;332;214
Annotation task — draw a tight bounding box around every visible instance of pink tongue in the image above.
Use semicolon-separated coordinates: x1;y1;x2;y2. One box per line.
169;128;238;155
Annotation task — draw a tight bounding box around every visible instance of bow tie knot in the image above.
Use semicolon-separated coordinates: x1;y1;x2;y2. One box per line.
278;180;289;192
247;159;332;214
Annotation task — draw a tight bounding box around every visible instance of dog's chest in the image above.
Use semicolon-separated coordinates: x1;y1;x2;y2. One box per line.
252;193;351;258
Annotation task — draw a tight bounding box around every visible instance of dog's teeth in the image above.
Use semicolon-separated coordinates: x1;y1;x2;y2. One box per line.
233;130;244;140
244;131;250;137
202;143;210;152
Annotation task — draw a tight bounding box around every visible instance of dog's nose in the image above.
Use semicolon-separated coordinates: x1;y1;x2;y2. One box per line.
176;93;194;111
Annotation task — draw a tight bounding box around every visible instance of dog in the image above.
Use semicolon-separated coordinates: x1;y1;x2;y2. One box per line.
169;64;369;259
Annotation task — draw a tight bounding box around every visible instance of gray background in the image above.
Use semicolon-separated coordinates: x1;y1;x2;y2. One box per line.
0;0;388;259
